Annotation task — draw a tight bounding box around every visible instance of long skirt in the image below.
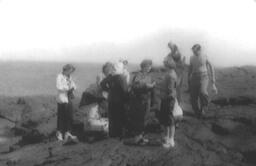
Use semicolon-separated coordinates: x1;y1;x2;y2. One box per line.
108;101;126;138
57;101;73;134
158;97;175;127
128;96;150;136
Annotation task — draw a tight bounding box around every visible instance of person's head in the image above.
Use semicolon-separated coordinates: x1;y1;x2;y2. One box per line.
62;64;75;76
168;42;177;52
102;62;114;77
140;59;153;73
192;44;201;56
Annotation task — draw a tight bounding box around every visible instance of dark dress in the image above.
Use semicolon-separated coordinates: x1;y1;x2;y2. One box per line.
100;74;128;138
128;71;154;136
158;70;177;126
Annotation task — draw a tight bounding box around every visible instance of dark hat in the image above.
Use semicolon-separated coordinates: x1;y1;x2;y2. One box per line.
63;64;75;72
192;44;201;52
140;59;153;68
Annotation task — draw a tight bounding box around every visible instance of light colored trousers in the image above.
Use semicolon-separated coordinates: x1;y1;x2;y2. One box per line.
189;73;209;115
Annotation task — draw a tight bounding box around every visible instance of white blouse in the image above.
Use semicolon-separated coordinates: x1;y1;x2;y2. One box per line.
56;73;76;103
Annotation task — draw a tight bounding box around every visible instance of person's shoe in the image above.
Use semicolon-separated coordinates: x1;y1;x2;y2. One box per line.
134;134;143;143
67;132;78;140
162;138;175;148
64;132;78;142
169;138;175;147
56;131;63;141
162;141;171;148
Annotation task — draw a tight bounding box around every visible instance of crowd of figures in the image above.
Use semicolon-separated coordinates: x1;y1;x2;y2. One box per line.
55;42;218;148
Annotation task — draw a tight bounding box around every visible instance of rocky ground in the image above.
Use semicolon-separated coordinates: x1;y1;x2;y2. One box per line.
0;66;256;166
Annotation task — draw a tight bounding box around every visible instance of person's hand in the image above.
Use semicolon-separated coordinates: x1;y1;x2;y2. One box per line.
212;84;218;94
102;91;108;99
146;82;156;88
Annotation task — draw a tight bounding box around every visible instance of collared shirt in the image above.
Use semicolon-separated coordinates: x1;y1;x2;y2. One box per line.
190;54;208;75
56;73;76;103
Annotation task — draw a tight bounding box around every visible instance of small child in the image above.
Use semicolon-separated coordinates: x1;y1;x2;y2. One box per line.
159;58;178;148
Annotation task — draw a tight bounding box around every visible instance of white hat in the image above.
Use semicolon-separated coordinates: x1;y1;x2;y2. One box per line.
113;61;124;75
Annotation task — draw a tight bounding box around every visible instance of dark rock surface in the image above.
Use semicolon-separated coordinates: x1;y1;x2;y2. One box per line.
1;66;256;166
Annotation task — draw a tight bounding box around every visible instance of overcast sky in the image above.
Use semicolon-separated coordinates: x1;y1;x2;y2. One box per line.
0;0;256;66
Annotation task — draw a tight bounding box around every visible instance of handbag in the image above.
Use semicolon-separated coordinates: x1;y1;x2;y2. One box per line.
172;98;183;119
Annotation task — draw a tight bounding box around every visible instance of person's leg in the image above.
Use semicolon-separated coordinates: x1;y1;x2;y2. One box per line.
108;102;115;137
63;102;77;141
161;98;175;148
190;76;201;116
168;99;176;147
61;103;69;134
177;75;183;104
163;124;175;148
57;103;65;140
135;99;148;142
66;101;74;132
115;102;126;138
199;75;209;115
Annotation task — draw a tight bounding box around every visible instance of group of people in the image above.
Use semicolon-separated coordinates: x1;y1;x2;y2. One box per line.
55;42;218;148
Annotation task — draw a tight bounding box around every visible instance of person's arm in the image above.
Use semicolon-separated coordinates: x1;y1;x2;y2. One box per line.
131;74;152;93
206;59;216;84
100;76;110;91
188;57;193;88
206;59;218;94
70;77;77;90
56;74;70;92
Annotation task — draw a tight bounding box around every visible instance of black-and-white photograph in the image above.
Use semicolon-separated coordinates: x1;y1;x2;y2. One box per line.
0;0;256;165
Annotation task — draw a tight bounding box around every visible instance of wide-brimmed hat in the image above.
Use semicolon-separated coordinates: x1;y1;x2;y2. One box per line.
114;61;124;75
63;64;75;73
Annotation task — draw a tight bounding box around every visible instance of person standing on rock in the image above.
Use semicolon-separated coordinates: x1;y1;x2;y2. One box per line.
188;44;218;118
159;58;177;148
100;62;129;138
56;64;78;142
129;59;155;144
164;42;186;104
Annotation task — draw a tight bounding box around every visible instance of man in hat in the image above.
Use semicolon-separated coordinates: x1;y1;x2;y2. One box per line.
56;64;78;142
188;44;218;118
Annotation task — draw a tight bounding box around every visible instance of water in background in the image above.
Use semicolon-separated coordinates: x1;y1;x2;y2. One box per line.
0;61;139;97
